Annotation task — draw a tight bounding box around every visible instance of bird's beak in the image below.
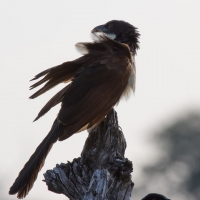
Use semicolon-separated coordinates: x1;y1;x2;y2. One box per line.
92;25;108;34
92;24;116;40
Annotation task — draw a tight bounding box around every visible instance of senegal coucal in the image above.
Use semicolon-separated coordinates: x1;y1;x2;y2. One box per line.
9;20;140;198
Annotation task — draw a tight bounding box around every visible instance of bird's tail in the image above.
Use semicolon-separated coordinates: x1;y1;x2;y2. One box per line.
9;119;64;199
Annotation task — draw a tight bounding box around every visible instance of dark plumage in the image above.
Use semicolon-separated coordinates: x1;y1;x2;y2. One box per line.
9;20;140;198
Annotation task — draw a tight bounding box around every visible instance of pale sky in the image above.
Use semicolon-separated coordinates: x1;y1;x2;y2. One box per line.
1;1;200;200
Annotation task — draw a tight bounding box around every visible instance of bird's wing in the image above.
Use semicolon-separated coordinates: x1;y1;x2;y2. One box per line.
58;55;131;140
30;54;105;120
29;33;126;99
29;36;108;99
29;56;93;99
33;85;70;121
31;34;132;125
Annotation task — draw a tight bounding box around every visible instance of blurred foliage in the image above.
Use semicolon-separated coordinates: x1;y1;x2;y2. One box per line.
133;112;200;200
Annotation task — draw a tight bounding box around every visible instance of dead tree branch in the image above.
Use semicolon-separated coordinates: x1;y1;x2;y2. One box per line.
43;109;133;200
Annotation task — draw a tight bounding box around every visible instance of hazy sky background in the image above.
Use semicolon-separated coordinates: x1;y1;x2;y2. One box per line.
1;1;200;199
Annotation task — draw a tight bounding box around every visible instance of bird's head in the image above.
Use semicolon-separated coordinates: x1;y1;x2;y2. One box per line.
92;20;140;54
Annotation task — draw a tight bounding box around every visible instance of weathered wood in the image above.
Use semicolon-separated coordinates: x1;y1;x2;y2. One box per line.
43;109;134;200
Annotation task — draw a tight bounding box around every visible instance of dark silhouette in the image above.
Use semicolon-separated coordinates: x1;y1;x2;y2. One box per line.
142;193;170;200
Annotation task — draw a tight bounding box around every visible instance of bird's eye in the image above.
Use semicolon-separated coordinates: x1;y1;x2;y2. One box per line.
108;24;114;30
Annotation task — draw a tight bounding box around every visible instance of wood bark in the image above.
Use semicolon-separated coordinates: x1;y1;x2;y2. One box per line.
43;109;133;200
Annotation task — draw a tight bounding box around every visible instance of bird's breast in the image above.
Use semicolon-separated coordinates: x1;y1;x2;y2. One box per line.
120;55;136;100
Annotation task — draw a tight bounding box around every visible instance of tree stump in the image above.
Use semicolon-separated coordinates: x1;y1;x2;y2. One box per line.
43;109;133;200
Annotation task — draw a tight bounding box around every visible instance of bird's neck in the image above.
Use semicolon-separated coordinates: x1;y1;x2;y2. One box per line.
115;39;137;55
115;34;139;55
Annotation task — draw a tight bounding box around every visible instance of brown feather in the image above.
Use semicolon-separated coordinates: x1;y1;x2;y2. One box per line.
33;85;70;121
10;32;135;198
30;66;55;81
9;120;64;199
57;39;132;140
9;19;141;199
29;54;103;99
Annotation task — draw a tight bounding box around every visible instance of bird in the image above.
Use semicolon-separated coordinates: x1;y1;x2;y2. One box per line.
9;20;140;199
